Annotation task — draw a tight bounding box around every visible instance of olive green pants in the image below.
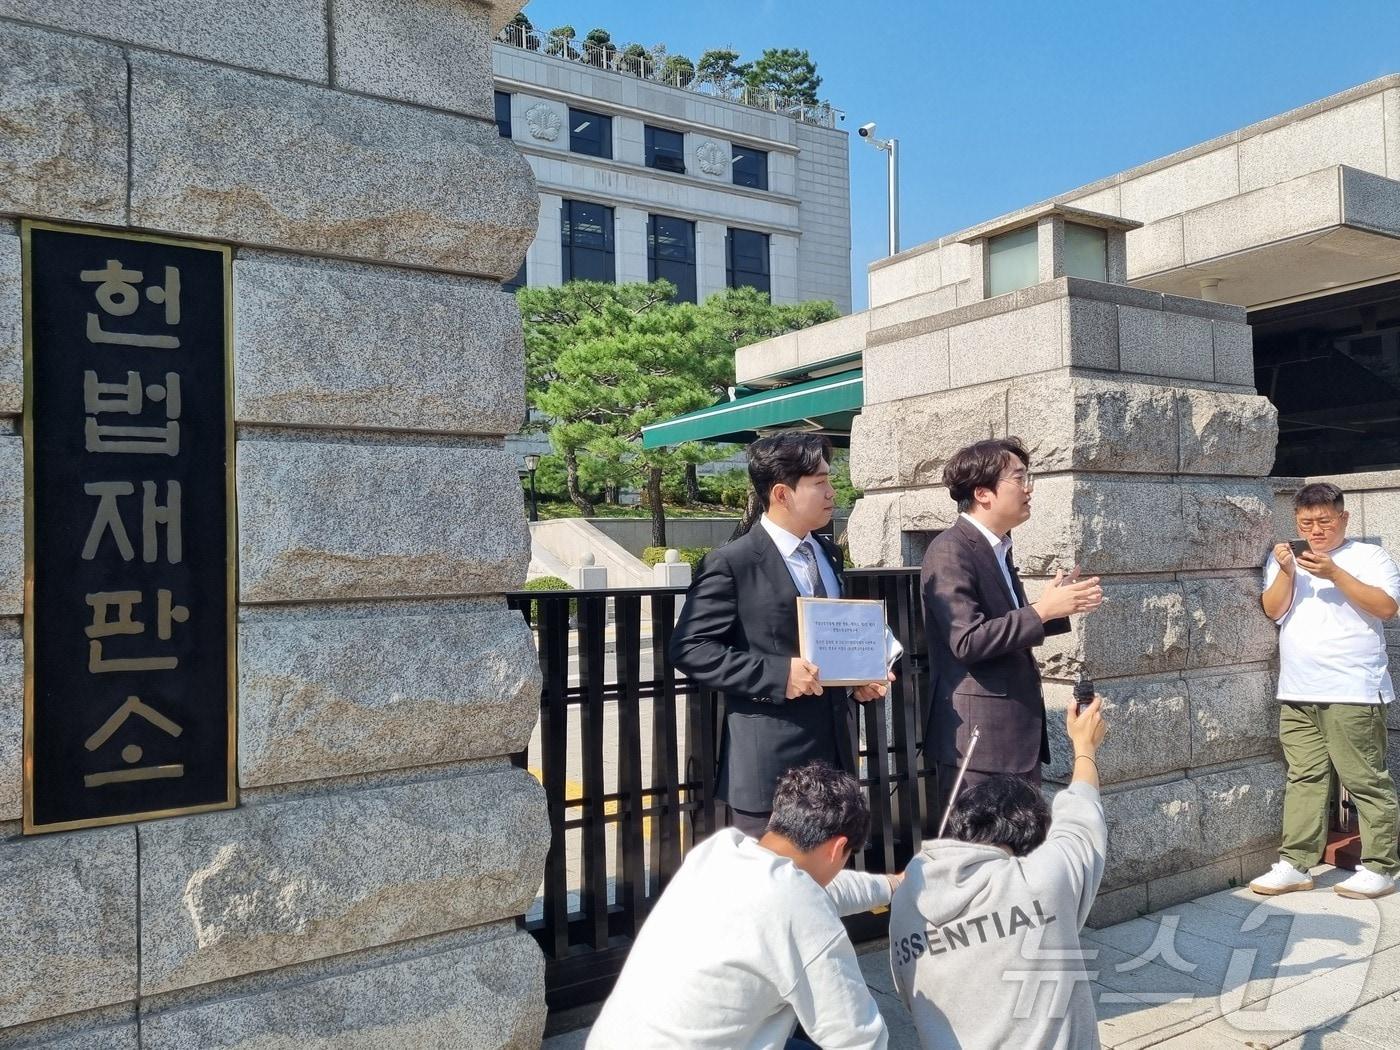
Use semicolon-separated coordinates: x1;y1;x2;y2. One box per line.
1279;702;1400;877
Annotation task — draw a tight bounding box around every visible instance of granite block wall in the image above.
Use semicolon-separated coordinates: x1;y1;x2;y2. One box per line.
848;278;1285;923
0;1;548;1044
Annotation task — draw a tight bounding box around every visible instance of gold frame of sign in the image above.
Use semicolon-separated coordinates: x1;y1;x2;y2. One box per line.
21;219;237;835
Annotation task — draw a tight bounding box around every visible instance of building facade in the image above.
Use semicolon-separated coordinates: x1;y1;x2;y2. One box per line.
492;27;853;314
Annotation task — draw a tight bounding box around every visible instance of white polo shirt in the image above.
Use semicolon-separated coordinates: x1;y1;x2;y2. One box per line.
1263;539;1400;705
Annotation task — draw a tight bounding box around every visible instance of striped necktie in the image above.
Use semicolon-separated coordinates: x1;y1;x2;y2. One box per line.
796;542;829;598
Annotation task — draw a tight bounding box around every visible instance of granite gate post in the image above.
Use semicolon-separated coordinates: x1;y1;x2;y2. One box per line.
0;1;548;1044
848;205;1286;923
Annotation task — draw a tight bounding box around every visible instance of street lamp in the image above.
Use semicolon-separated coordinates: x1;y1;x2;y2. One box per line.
858;121;900;256
521;453;541;522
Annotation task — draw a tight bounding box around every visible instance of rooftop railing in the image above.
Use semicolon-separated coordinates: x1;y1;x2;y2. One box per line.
496;24;845;130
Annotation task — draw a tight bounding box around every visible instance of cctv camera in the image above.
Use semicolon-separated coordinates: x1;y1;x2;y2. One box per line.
858;122;876;138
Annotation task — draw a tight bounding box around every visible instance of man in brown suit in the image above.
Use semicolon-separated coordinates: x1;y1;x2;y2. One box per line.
921;438;1103;816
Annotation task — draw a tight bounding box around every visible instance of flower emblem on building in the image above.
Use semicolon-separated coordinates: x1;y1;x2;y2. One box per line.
696;139;727;176
526;103;562;141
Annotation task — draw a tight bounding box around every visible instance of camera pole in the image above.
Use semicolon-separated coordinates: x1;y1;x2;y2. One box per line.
936;724;982;839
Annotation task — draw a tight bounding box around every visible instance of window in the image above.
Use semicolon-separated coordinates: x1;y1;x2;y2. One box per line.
986;225;1038;297
731;147;768;190
645;125;685;174
494;91;512;138
726;228;770;295
562;200;615;283
1065;222;1107;282
648;215;696;303
503;260;526;293
569;107;612;159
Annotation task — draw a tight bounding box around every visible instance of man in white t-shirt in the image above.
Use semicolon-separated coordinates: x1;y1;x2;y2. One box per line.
1251;482;1400;900
587;762;897;1050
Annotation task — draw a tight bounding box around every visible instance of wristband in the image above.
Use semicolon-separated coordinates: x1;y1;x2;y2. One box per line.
1074;754;1098;772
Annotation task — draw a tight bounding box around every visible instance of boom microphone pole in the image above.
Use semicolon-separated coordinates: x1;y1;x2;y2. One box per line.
936;724;982;839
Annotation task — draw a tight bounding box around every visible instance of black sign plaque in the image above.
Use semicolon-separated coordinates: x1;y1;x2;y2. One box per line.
23;221;235;834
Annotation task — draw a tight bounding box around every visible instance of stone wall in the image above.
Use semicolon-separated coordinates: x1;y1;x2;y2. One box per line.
848;277;1287;924
0;2;548;1045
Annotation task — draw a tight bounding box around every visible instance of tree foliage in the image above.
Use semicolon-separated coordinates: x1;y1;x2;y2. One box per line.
659;54;696;87
745;47;822;104
545;25;578;59
697;48;746;87
519;282;842;542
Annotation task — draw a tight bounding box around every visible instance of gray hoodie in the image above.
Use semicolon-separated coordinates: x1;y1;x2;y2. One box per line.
888;783;1107;1050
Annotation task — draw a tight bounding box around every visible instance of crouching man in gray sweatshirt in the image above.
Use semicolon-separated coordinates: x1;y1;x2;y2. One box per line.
889;699;1109;1050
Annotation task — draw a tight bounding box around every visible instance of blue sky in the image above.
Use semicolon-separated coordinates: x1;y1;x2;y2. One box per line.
517;1;1400;310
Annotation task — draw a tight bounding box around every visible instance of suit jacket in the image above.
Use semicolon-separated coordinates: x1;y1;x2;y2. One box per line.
670;525;857;813
920;516;1070;774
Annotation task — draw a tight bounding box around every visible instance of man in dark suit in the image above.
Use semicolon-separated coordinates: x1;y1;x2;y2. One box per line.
671;433;892;837
922;437;1103;817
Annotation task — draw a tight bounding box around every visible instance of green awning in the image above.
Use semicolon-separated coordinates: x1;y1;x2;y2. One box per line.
642;369;863;448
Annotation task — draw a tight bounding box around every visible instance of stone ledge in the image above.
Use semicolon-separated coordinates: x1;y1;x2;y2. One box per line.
140;925;544;1049
129;54;537;279
0;828;138;1028
238;606;541;787
867;277;1244;349
138;765;549;994
0;22;128;226
236;438;531;603
0;1;328;80
233;252;525;435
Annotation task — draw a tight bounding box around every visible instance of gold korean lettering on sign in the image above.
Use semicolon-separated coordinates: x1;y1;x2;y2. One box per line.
80;255;188;790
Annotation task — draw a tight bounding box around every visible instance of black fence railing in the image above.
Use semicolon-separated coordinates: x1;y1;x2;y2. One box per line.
507;568;935;1011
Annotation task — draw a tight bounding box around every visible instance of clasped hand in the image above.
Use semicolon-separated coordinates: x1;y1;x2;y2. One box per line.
785;658;895;703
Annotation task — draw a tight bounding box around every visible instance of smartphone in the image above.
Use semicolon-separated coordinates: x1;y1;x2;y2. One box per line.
1288;539;1311;561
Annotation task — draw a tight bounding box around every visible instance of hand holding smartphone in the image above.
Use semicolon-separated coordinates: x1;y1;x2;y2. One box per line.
1288;539;1311;561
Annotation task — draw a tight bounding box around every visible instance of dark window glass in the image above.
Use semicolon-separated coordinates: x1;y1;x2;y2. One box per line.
569;108;612;159
645;125;685;174
726;228;770;295
648;214;696;303
503;260;526;293
1253;279;1400;476
732;146;768;190
562;200;615;283
494;91;512;137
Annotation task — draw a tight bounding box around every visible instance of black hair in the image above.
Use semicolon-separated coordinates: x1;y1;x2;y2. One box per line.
766;761;870;854
747;433;834;512
942;437;1030;513
1294;482;1344;514
946;774;1051;857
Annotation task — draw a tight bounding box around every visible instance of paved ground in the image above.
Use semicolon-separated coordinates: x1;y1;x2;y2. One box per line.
543;864;1400;1049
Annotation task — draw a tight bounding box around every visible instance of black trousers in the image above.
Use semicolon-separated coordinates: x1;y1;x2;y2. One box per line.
729;807;771;838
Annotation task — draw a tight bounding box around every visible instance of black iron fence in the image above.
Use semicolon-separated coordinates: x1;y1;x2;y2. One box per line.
506;568;936;1010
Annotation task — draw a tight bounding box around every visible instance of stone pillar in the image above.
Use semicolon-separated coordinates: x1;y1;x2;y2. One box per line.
0;2;549;1045
849;276;1284;923
616;206;651;286
697;221;729;301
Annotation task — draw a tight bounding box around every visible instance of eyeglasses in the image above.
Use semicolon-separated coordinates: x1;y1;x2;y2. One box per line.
998;471;1034;491
1296;515;1340;529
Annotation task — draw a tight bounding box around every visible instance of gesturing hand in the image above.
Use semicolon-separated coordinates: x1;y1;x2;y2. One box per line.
1273;542;1297;575
785;658;823;699
1033;566;1104;621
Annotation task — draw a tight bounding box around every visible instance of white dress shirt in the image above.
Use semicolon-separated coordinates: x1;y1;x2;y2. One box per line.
960;512;1019;608
760;515;841;598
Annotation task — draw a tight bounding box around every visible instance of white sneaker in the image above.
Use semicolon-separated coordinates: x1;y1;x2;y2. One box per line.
1334;867;1397;900
1250;860;1315;895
